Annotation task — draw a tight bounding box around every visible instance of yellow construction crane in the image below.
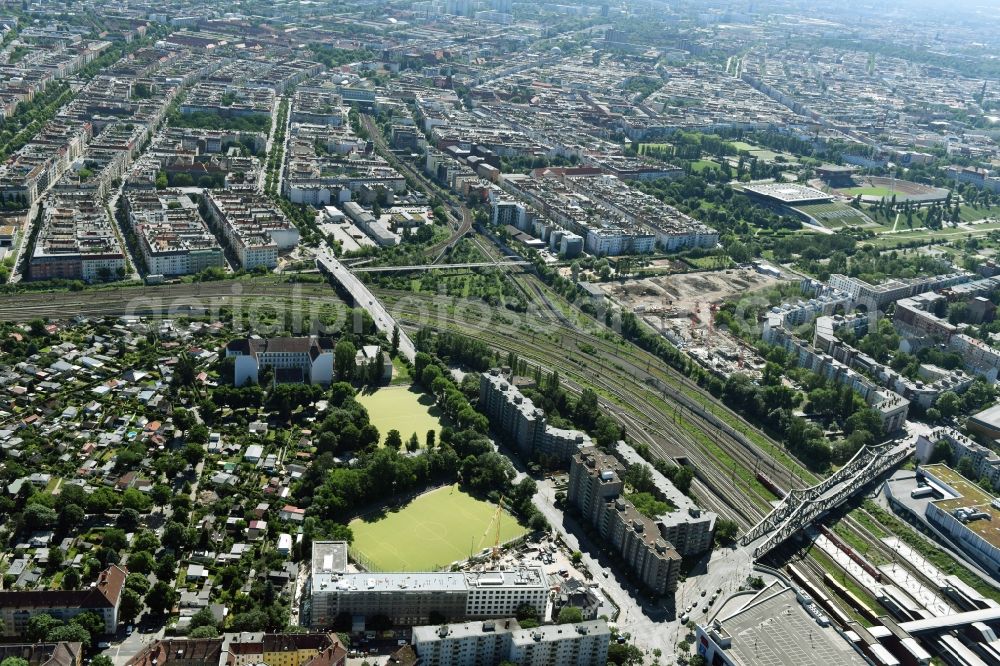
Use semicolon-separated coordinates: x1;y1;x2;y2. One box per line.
477;495;505;569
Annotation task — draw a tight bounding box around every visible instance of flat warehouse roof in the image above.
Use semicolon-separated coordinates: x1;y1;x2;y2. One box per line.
708;586;868;666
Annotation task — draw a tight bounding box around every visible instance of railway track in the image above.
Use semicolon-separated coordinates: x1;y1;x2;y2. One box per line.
380;287;813;487
393;243;821;489
0;267;803;530
385;297;777;526
359;114;471;261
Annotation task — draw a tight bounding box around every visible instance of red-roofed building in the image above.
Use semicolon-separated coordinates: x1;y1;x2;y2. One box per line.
0;565;127;637
279;505;305;522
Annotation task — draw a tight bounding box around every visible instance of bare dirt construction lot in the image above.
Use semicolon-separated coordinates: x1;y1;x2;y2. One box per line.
603;268;792;327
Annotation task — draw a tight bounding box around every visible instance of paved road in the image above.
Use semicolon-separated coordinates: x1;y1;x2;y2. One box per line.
110;626;165;666
532;479;673;660
533;477;756;664
315;244;416;362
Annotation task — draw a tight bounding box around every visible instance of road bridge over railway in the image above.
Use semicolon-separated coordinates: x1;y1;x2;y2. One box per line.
315;246;416;363
742;439;913;559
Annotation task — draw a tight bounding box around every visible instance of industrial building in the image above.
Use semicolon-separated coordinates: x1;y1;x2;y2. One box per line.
968;403;1000;441
695;577;869;666
916;464;1000;576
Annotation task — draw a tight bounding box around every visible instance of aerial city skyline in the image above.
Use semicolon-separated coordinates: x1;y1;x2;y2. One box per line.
0;1;997;665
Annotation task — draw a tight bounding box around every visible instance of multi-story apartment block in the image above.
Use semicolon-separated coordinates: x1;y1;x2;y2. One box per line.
291;87;344;126
122;190;224;276
498;170;714;257
828;272;970;309
0;565;126;637
567;447;690;594
29;191;125;283
223;633;347;666
0;642;82;666
412;618;611;666
763;321;909;431
126;634;346;666
617;442;716;556
506;621;610;666
892;284;1000;384
307;542;547;628
180;82;275;118
204;191;299;270
0;121;92;207
412;620;513;666
915;427;1000;492
479;369;592;465
225;336;336;386
490;198;527;229
810;313;974;409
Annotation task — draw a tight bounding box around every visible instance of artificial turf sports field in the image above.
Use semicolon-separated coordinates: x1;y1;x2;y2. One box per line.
356;385;444;447
349;484;527;571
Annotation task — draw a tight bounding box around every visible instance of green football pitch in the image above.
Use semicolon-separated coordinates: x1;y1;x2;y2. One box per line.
841;186;899;198
349;484;527;571
356;385;444;447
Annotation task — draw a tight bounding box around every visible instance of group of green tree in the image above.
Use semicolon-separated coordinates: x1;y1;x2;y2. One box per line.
169;109;271;134
155;170;226;189
24;611;108;645
788;242;951;284
307;44;375;68
364;239;528;311
522;372;623;450
608;304;867;472
264;99;289;196
414;328;493;371
292;349;548;532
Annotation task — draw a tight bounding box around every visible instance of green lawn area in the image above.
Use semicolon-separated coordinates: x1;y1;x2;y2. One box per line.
959;204;1000;222
357;384;445;446
691;159;720;172
749;149;797;163
730;141;758;152
841;186;899;198
865;223;1000;249
389;356;412;386
686;255;733;269
349;484;528;571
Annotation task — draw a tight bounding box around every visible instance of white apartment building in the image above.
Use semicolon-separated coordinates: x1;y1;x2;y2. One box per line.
411;618;611;666
307;542;547;628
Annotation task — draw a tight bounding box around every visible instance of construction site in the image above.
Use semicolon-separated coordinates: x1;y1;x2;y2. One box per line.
602;268;794;380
